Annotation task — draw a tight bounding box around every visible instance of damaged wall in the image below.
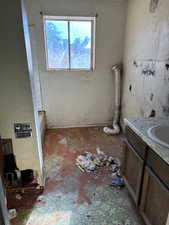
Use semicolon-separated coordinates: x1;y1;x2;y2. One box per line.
25;0;127;128
0;0;43;184
122;0;169;119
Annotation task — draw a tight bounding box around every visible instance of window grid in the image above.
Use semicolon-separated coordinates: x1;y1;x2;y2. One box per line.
68;21;71;69
43;16;96;71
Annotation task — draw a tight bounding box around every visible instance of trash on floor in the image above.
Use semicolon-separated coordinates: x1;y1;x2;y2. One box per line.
15;194;22;200
37;195;45;202
75;147;124;188
76;152;96;172
8;208;17;220
58;137;67;145
111;175;124;188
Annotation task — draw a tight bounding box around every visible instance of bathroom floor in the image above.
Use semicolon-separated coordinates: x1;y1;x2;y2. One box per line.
11;127;144;225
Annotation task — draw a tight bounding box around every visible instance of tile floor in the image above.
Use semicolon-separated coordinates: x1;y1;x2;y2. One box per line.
11;127;144;225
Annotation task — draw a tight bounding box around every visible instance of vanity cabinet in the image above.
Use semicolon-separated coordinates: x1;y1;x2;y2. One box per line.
123;140;144;205
123;126;169;225
140;166;169;225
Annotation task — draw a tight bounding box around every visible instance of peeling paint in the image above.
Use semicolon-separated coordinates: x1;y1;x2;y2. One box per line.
129;85;132;92
149;109;156;117
141;62;156;76
142;68;155;76
149;0;159;13
133;60;156;76
165;64;169;70
122;0;169;120
150;93;154;101
133;60;139;67
162;106;169;116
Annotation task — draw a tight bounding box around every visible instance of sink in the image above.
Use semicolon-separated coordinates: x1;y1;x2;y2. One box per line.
147;125;169;148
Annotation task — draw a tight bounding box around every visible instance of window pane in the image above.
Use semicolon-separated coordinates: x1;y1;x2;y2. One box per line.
70;21;92;69
45;20;69;69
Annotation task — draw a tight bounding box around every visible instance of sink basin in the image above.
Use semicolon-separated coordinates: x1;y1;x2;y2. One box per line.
147;125;169;148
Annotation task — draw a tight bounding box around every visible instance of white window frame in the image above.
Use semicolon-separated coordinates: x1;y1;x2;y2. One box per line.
43;15;96;71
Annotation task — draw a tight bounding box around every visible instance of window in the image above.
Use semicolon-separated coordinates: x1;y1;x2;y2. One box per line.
43;16;96;71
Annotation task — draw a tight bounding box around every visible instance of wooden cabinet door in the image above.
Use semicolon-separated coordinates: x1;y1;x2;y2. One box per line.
123;140;144;205
140;166;169;225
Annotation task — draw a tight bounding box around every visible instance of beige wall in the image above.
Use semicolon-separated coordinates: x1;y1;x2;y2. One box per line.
122;0;169;120
0;0;42;184
25;0;127;128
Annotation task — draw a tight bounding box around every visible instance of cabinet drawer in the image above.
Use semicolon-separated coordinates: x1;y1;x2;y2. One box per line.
125;126;147;159
147;148;169;188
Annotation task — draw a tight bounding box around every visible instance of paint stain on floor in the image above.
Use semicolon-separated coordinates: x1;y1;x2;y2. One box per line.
11;127;144;225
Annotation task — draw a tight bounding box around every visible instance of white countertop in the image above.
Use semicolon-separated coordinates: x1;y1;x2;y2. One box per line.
124;117;169;165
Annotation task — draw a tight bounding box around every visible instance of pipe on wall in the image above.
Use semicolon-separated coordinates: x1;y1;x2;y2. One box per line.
103;64;122;135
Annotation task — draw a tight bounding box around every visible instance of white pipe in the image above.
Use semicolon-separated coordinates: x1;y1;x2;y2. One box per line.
103;64;121;135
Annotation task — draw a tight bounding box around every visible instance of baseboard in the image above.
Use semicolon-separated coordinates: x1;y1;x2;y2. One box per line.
47;121;113;129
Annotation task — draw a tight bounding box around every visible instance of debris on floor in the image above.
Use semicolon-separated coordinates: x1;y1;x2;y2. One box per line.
111;176;124;188
9;209;17;220
10;128;143;225
15;194;22;200
36;195;46;204
58;137;67;145
37;195;45;202
75;147;124;188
